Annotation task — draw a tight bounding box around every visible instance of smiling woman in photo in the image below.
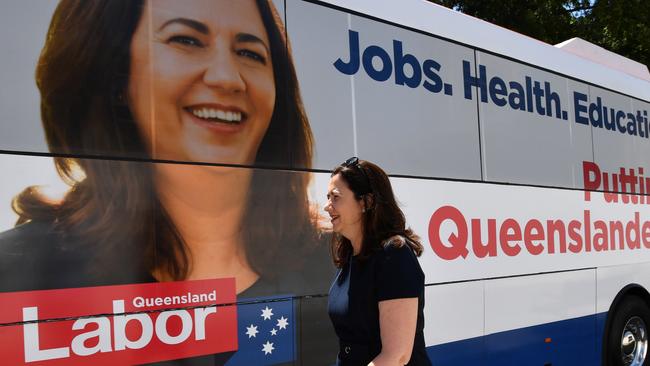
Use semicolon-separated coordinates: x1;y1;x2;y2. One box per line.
0;1;334;363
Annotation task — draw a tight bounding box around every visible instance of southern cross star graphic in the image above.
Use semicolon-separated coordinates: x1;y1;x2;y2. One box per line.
261;306;274;320
227;299;294;365
245;324;259;338
276;316;289;330
262;341;275;355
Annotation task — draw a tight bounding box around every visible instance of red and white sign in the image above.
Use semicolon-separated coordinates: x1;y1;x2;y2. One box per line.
0;279;237;365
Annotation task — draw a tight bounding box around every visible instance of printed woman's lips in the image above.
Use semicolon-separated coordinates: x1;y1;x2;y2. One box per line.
189;107;243;124
184;105;248;133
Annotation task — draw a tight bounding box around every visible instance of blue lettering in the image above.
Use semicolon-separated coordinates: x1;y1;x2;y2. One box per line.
589;97;603;128
574;92;589;125
616;111;627;133
525;77;534;112
603;107;617;131
636;110;646;138
334;30;451;95
423;59;443;93
463;61;487;102
626;113;637;135
394;40;421;88
362;45;392;82
508;81;526;111
544;82;561;118
333;30;360;75
533;81;545;115
488;77;507;107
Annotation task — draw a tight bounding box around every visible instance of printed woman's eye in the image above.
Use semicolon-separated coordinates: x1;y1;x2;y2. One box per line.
168;35;204;48
237;49;267;65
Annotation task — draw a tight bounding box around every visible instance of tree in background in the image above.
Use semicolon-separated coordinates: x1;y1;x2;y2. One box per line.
430;0;650;70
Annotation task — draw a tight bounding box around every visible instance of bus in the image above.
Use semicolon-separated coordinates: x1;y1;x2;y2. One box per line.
0;0;649;365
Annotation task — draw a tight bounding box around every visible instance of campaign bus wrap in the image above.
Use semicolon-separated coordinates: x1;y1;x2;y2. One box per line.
0;0;649;365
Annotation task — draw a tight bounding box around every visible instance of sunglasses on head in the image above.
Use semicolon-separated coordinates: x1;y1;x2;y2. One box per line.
341;156;361;168
340;157;371;194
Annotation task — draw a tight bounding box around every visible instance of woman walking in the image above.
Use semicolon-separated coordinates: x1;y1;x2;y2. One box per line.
326;157;432;366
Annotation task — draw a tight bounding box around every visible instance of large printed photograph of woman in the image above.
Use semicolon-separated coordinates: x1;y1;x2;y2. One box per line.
0;0;335;364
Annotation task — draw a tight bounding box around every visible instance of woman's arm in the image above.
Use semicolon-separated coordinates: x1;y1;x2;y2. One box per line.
368;297;419;366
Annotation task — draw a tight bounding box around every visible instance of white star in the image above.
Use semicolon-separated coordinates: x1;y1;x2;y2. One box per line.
261;306;274;320
262;341;275;355
245;324;258;338
270;328;278;336
276;316;289;330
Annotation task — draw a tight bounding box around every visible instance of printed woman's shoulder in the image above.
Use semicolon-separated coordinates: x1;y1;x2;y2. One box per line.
0;220;62;256
0;220;93;293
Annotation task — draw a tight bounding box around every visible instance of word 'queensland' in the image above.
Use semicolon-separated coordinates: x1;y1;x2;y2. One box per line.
132;291;217;308
334;30;453;95
429;206;650;260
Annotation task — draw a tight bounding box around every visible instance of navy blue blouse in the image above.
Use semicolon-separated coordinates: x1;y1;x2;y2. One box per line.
328;239;432;366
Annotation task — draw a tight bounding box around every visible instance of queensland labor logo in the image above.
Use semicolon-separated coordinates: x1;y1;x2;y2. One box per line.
0;279;238;365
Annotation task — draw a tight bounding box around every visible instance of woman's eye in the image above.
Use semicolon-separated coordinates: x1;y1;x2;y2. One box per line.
237;49;267;64
168;35;204;48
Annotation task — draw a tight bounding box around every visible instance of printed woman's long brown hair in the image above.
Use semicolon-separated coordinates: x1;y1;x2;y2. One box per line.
13;0;318;280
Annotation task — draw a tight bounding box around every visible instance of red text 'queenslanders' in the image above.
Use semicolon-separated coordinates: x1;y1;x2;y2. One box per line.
428;161;650;260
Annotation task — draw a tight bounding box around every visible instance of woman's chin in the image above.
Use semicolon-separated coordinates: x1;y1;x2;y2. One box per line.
180;146;255;167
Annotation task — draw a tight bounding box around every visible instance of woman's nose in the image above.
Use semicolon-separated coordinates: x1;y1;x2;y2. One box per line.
324;202;333;213
203;48;246;93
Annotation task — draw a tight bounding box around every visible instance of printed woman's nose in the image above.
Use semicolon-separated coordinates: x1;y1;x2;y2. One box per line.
203;52;246;93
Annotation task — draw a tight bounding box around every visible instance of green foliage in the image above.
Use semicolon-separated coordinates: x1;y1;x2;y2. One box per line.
429;0;650;70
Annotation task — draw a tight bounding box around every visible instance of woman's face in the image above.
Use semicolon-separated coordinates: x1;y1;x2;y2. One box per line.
325;174;364;240
128;0;275;165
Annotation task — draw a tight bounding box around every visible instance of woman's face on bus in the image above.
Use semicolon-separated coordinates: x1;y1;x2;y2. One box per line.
325;174;364;240
127;0;275;165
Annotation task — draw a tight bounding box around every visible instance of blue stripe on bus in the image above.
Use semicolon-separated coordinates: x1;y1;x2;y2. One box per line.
426;312;607;366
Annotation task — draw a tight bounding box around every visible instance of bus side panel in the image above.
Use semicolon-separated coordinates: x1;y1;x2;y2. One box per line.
287;0;482;179
347;14;481;179
590;86;650;175
475;51;593;189
285;0;357;170
296;296;339;366
596;263;650;314
483;270;596;366
630;98;650;177
424;281;485;365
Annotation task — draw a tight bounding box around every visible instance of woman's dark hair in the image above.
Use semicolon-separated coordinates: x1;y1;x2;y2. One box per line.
330;159;424;268
12;0;317;280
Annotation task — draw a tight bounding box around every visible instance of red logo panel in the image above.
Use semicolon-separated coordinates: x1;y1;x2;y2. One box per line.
0;279;237;365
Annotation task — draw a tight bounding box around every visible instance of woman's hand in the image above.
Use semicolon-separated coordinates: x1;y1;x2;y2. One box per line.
368;297;419;366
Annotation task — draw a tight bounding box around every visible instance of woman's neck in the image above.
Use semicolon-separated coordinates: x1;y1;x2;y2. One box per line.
154;163;259;293
349;230;363;256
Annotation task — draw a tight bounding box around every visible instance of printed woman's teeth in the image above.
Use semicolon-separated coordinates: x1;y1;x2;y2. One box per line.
192;108;242;122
